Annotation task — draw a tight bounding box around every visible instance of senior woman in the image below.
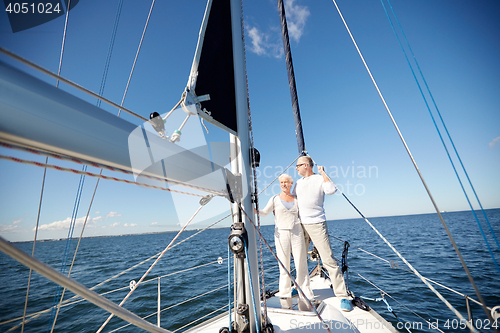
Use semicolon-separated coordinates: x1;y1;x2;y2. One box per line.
259;174;314;310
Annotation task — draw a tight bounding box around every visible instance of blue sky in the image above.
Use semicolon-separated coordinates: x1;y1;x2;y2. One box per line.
0;0;499;242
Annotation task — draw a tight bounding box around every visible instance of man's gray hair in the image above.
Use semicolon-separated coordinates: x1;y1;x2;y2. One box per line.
303;156;313;167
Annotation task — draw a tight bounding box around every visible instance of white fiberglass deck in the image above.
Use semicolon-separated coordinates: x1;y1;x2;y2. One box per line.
186;271;398;333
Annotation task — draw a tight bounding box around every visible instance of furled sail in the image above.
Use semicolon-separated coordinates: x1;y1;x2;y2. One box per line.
185;0;238;135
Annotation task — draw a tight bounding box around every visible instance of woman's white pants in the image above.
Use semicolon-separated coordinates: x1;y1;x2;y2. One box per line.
274;224;314;303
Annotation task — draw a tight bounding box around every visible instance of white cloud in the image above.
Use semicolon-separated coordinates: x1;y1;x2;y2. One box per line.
106;211;122;218
150;222;158;226
285;0;310;42
0;224;19;233
36;216;102;231
246;0;309;57
13;218;23;224
109;222;121;228
489;136;500;148
247;26;267;56
124;223;137;227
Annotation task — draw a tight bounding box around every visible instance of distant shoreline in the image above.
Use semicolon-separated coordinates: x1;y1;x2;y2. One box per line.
12;207;499;244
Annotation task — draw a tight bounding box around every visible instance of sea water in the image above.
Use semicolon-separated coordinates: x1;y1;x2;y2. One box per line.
1;209;499;332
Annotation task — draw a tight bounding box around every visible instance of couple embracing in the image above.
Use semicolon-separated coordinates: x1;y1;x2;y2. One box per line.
259;156;351;312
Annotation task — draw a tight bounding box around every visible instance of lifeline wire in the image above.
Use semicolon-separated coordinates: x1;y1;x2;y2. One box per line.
96;204;205;333
356;247;491;311
380;0;500;274
3;215;230;331
330;0;487;329
355;273;445;333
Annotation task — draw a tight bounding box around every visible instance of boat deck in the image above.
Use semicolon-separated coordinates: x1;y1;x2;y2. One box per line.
186;271;398;333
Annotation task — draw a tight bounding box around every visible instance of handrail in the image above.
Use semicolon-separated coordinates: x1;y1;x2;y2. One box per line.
0;237;173;333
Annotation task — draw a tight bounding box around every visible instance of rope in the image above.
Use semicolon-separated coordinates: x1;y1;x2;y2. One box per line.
0;47;147;122
330;1;485;330
95;204;206;333
0;142;225;196
0;154;209;197
380;0;500;275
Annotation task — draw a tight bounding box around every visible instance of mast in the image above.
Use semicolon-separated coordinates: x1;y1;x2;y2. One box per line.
277;0;306;156
230;0;262;330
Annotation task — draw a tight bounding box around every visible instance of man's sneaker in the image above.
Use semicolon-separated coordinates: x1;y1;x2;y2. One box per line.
340;298;352;312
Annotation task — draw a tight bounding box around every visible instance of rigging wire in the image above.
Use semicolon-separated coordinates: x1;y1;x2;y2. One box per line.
329;0;491;329
45;3;81;330
0;47;147;122
50;171;102;333
0;154;211;197
0;142;225;196
117;0;156;117
25;0;75;329
336;186;478;332
47;165;87;331
239;0;269;323
380;0;500;274
20;156;47;333
50;3;126;329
